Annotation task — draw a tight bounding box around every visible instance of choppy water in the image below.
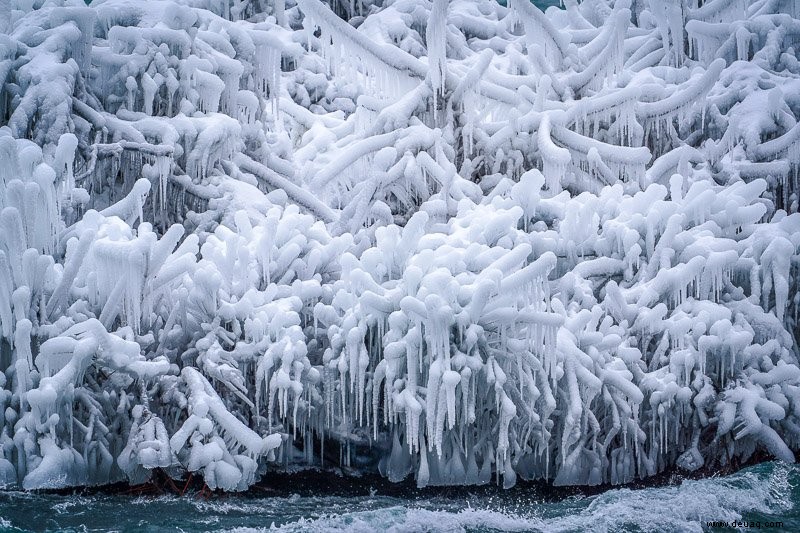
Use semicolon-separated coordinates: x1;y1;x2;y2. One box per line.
0;462;797;532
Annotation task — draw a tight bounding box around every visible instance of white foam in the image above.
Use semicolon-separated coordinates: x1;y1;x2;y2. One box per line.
223;463;794;533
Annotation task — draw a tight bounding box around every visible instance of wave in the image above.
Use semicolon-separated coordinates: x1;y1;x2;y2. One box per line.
234;463;798;533
0;462;796;532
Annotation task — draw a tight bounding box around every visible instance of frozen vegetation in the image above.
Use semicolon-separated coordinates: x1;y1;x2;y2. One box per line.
0;0;799;492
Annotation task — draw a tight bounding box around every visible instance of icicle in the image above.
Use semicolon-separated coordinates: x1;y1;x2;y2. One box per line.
538;115;570;194
253;35;282;120
54;134;78;201
427;0;448;124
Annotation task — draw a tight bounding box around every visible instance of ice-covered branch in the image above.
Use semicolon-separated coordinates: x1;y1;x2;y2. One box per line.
1;0;799;494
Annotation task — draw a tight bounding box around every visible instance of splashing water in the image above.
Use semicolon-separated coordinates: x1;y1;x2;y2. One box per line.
0;462;797;533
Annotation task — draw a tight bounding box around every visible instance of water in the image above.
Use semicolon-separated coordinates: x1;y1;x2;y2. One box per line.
0;462;797;532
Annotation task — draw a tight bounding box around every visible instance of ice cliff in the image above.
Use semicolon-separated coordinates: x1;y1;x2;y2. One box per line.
0;0;799;491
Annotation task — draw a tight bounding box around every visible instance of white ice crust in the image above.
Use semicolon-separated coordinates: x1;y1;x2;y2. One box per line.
0;0;799;491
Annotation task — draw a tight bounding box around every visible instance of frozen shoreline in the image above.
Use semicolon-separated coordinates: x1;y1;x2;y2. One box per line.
1;0;799;493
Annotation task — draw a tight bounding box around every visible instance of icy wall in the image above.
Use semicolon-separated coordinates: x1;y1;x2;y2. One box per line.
0;0;799;491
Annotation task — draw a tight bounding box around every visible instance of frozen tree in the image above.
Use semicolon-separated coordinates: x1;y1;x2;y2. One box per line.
0;0;799;491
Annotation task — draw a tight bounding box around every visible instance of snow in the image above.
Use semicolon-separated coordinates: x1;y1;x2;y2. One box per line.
0;0;799;493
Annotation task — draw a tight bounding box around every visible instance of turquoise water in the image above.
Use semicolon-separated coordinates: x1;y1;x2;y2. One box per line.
0;462;797;532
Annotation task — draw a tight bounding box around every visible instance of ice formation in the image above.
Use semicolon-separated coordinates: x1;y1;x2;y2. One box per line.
0;0;799;492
